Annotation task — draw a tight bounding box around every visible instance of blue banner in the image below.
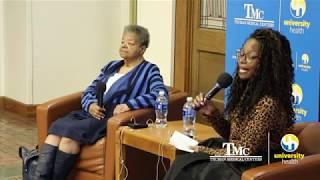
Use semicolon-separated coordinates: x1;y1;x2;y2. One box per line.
226;0;319;123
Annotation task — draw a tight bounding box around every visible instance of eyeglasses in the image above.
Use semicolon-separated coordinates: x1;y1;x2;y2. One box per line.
236;49;260;64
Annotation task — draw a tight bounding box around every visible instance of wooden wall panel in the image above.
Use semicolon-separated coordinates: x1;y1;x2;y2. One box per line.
198;51;225;111
1;97;36;118
0;96;4;110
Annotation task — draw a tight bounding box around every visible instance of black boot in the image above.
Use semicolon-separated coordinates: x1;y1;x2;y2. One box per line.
53;150;78;180
34;143;58;180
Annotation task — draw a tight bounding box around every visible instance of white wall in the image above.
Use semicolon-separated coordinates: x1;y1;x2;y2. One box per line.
32;0;129;103
2;0;176;104
0;1;4;96
3;1;29;103
2;0;130;104
137;0;175;86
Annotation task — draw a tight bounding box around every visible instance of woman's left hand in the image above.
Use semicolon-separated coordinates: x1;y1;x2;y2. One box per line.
190;145;199;152
193;93;219;119
113;104;130;115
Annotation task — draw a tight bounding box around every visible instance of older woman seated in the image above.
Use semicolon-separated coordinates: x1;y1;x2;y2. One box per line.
35;24;167;180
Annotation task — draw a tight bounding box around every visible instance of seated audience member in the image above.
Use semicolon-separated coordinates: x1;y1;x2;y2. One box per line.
164;28;295;180
34;24;167;180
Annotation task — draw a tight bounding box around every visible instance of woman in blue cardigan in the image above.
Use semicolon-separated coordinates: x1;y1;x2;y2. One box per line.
35;25;168;180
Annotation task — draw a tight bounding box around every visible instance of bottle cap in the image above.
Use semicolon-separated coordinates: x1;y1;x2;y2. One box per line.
186;97;193;102
159;90;165;96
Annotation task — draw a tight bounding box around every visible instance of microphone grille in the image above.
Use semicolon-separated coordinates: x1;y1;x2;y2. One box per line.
217;72;233;88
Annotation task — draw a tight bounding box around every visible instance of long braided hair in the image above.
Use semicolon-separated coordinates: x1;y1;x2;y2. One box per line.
226;28;295;126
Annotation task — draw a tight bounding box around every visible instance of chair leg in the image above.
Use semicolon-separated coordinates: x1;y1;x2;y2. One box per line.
34;143;58;180
53;150;78;180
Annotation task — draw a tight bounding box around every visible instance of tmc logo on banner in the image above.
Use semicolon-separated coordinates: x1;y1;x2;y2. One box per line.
290;0;306;18
223;143;250;156
244;4;264;20
234;3;275;28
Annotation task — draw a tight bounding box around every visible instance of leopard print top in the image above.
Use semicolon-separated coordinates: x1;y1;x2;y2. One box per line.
198;96;292;156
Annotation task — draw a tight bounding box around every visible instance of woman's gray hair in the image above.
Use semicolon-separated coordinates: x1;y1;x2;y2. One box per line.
123;24;150;48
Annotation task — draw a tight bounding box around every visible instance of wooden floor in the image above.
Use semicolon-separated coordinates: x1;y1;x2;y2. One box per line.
0;110;37;180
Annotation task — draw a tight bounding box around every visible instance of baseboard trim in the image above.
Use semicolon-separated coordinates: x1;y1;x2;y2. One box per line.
0;96;36;118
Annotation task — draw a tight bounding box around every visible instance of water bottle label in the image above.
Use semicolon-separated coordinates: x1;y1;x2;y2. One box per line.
183;108;195;117
155;103;168;112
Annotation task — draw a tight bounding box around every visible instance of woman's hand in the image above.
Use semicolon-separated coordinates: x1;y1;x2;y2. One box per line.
193;92;206;109
113;104;130;115
193;93;219;118
89;103;106;120
189;145;199;153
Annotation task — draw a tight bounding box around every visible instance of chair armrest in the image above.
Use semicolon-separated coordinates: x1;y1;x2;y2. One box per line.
167;91;188;121
36;92;82;146
105;108;155;180
293;122;309;135
241;154;320;180
108;108;155;126
104;88;188;180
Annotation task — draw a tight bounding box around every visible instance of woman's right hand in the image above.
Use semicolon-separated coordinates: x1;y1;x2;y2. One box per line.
193;93;219;118
89;103;106;120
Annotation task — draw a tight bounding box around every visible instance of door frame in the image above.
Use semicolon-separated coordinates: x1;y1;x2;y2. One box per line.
173;0;194;93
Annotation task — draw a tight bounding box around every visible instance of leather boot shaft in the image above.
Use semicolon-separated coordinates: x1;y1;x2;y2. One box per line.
53;150;78;180
34;144;58;180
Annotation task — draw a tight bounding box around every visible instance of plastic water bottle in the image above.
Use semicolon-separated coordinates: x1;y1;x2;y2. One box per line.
155;90;168;128
183;97;196;138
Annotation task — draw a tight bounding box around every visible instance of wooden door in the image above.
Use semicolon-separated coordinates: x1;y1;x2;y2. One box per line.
174;0;226;113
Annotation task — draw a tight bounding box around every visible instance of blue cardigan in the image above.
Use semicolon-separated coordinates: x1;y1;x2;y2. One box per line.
81;60;168;116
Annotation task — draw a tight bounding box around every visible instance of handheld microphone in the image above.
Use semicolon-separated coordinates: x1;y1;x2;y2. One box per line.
204;72;233;101
96;81;106;107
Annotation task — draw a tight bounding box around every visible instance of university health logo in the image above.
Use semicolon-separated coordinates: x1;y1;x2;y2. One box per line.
284;0;310;34
281;134;299;152
298;53;311;72
292;84;303;105
290;0;306;18
301;53;309;64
